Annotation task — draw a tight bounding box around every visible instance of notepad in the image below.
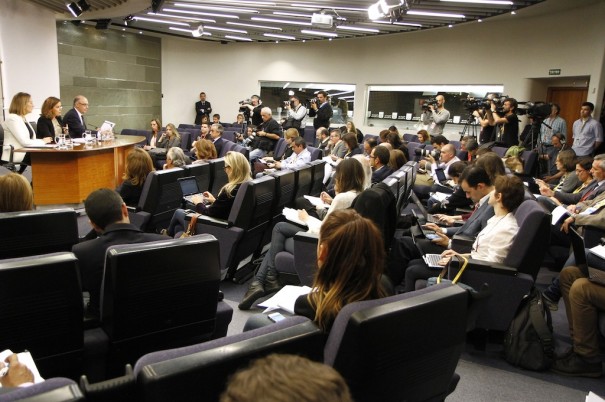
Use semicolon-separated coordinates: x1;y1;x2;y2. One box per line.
0;349;44;385
258;285;312;314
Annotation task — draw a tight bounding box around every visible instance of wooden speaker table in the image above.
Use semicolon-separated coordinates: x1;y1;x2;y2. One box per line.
18;135;146;205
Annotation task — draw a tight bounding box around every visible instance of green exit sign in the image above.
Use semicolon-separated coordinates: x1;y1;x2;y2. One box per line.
549;69;561;75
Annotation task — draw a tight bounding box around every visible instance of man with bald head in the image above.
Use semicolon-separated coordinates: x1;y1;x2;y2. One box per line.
63;95;89;137
421;94;450;136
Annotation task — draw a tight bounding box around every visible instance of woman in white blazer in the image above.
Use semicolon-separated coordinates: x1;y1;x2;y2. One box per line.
2;92;51;172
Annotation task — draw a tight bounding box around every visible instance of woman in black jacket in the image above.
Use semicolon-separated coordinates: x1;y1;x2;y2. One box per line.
36;96;64;141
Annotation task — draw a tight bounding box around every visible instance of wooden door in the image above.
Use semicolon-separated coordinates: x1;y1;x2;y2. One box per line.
547;87;588;145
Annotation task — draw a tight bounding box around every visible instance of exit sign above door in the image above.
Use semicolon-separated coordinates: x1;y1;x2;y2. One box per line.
549;69;561;75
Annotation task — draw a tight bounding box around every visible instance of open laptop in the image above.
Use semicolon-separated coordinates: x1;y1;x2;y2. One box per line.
411;209;437;239
568;227;605;285
178;176;205;205
410;191;438;224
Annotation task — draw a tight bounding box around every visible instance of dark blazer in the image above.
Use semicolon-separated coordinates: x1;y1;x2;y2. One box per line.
195;101;212;125
156;134;181;150
309;102;333;130
72;223;166;318
63;108;86;138
344;147;362;159
195;184;241;220
446;199;494;237
372;165;394;184
213;137;226;156
554;180;597;205
116;179;143;207
36;115;63;139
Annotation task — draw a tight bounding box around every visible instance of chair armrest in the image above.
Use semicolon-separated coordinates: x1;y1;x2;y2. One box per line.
186;212;231;229
452;258;518;277
584;225;605;248
451;234;474;253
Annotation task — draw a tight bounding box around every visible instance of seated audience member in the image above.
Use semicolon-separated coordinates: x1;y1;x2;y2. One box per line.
551;265;605;378
341;133;362;159
536;149;580;193
193;139;217;163
209;123;227;156
387;165;499;286
539;157;595;206
255;128;299;175
389;125;400;138
363;136;377;157
352;154;372;190
378;129;390;144
271;137;311;170
427;160;469;213
156;123;181;150
345;120;363;144
243;209;391;331
72;189;166;319
200;115;210;126
403;175;524;291
116;148;154;207
0;173;33;212
236;125;254;147
316;127;330;154
220;354;352;402
370;145;393;184
212;113;222;125
36;96;64;141
322;130;347;185
248;107;282;161
386;132;409;160
388;149;407;171
233;113;245;126
164;147;188;170
538;133;565;182
239;159;367;310
417;129;431;145
165;152;251;236
0;353;35;390
2;92;51;172
144;118;162;151
414;143;460;196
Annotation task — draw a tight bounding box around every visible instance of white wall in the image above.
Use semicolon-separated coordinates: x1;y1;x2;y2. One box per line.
161;0;605;134
0;0;60;120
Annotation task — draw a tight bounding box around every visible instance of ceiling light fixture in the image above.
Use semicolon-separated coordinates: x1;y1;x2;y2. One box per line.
292;3;367;12
440;0;512;4
205;26;248;33
273;11;313;18
300;29;338;37
225;35;253;41
263;33;296;40
406;10;465;18
67;2;83;17
173;2;258;13
170;27;212;35
212;0;276;5
227;22;282;30
337;26;380;33
251;17;312;26
375;20;422;27
149;12;216;23
192;24;204;37
134;16;190;26
163;8;239;19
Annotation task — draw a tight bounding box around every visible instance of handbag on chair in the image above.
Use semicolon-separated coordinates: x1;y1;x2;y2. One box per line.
180;214;200;238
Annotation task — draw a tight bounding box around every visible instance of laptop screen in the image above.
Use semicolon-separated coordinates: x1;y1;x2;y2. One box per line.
568;227;588;269
435;168;447;183
178;177;199;196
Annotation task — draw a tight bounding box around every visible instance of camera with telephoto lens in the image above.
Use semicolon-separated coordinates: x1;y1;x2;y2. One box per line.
421;98;438;111
516;101;551;120
239;99;251;105
283;100;290;107
415;148;440;160
462;98;492;111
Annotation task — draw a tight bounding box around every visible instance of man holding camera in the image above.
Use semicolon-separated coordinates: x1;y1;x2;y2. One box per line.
249;107;283;161
240;95;263;127
421;95;450;136
309;90;332;130
487;97;519;148
282;95;307;136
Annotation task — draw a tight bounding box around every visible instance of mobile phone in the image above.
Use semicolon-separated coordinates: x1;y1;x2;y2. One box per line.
268;312;286;323
426;234;440;240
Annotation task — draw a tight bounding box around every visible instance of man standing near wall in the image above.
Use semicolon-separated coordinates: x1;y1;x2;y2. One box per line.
195;92;212;125
421;95;450;136
572;102;603;157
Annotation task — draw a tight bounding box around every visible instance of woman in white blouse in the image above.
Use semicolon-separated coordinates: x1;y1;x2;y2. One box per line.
2;92;51;171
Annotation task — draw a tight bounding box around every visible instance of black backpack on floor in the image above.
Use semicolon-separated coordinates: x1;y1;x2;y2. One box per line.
503;287;554;371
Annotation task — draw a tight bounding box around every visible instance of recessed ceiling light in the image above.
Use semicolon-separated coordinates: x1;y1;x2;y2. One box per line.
134;16;190;26
163;8;239;19
149;12;216;23
374;20;422;27
169;27;212;35
337;26;380;33
407;10;465;18
301;29;338;37
173;2;258;13
251;17;312;26
273;11;312;18
264;33;296;40
204;26;247;33
440;0;512;4
224;35;253;41
227;21;282;30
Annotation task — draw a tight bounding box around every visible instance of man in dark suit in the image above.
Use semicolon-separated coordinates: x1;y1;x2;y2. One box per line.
370;145;394;184
387;166;495;285
308;90;332;130
62;95;89;138
72;188;166;319
210;123;227;156
194;92;212;125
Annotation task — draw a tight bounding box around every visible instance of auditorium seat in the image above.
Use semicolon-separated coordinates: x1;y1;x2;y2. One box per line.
191;176;275;281
307;146;322;161
85;236;230;379
182;162;211;193
179;131;192;152
402;133;418;143
135;169;185;232
231;143;249;159
0;208;79;259
0;377;85;401
134;316;324;402
308;160;326;197
0;252;84;379
272;138;287;160
324;284;468;402
222;131;236;142
293;164;313;199
208;157;228;196
521;149;538;176
303;126;316;146
218;139;236;158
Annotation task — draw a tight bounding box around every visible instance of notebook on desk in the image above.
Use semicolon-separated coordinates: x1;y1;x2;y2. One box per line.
568;227;605;286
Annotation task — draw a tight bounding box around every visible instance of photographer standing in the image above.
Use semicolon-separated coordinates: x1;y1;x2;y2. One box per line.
421;95;450;136
487;97;519;148
282;95;307;136
309;90;332;130
474;94;497;145
240;95;263;127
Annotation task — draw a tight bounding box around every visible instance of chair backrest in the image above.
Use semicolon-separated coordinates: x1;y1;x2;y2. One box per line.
352;183;397;249
325;284;468;402
137;169;185;231
0;208;79;259
450;140;461;150
309;159;326;196
521;149;538;176
0;253;84;379
232;143;250;159
503;199;550;279
179;131;192;151
178;124;194;129
0;377;85;402
307;146;322;161
182;162;211;193
228;176;275;230
492;146;508;157
222;131;236;142
134;316;324;402
402;133;418;143
363;133;378;143
381;175;399;200
101;236;221;363
405;141;421;162
294;164;313;198
209;157;228;195
303;126;316;146
218;139;236;158
270;169;296;216
273;138;287;160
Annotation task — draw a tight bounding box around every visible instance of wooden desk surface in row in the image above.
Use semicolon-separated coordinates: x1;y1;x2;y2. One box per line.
18;135;146;205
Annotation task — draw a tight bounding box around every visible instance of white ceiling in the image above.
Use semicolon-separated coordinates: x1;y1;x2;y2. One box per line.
28;0;545;43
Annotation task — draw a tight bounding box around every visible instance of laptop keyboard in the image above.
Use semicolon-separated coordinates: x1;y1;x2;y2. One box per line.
423;254;442;268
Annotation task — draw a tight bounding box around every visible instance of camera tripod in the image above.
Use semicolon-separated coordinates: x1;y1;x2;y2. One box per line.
459;111;479;141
